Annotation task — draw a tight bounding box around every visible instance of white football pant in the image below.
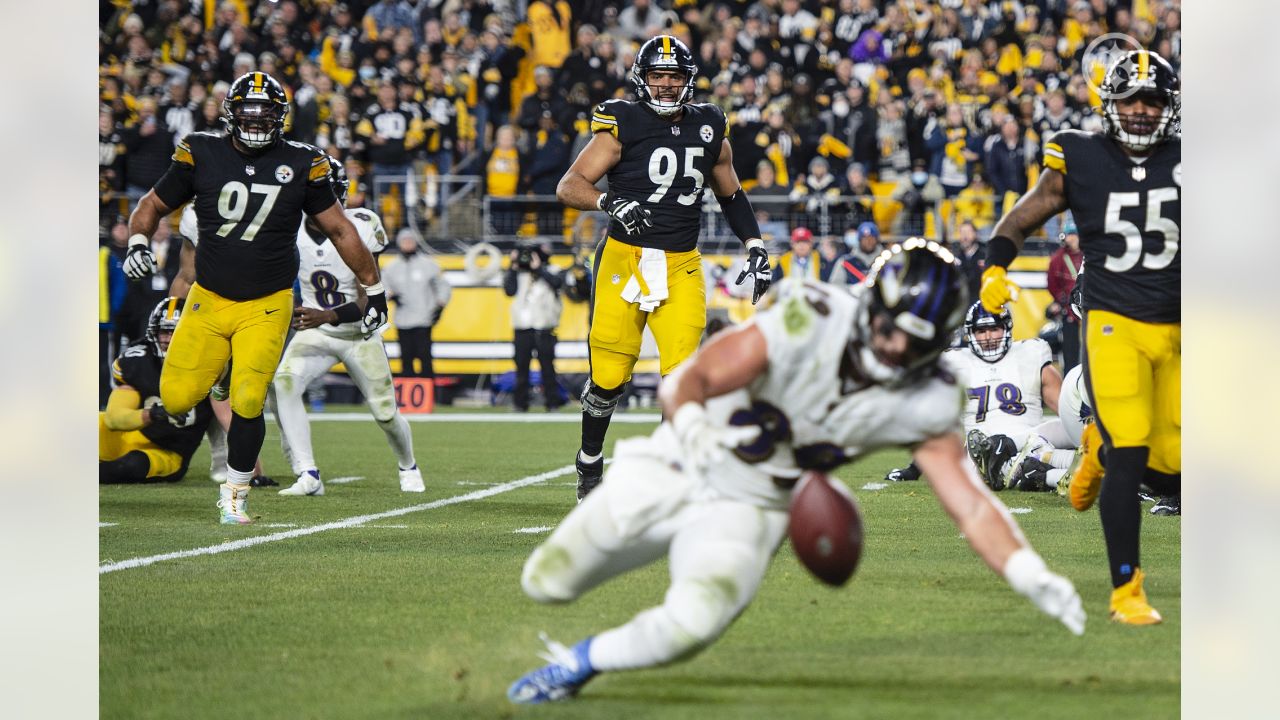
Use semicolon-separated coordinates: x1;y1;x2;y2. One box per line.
272;329;416;475
521;447;788;671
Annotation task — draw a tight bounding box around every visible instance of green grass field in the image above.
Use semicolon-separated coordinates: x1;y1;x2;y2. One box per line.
100;412;1180;719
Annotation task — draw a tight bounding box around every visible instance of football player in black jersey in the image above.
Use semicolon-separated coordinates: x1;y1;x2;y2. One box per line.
979;50;1180;625
557;35;774;501
100;298;213;483
122;72;387;525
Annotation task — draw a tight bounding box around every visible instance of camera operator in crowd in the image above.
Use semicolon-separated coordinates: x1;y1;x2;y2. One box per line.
503;244;565;413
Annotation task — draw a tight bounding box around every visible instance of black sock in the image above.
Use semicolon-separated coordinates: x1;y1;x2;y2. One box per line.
580;385;624;458
99;451;152;484
228;412;265;474
1098;445;1150;588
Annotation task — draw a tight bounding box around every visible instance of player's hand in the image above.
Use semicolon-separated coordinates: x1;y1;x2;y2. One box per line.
123;243;158;281
147;402;191;428
670;403;760;475
292;306;334;331
1005;549;1085;636
603;193;652;235
979;265;1020;314
361;282;389;338
734;243;772;304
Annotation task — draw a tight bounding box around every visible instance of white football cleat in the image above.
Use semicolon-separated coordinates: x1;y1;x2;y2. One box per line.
278;470;324;496
399;465;425;493
217;484;252;525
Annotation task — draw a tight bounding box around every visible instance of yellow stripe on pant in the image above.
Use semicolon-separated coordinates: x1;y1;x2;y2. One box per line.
160;283;293;418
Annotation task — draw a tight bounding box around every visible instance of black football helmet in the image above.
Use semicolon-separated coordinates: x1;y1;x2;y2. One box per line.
861;238;968;384
146;297;185;358
327;155;349;205
963;301;1014;363
1100;50;1179;152
631;35;698;117
223;71;289;150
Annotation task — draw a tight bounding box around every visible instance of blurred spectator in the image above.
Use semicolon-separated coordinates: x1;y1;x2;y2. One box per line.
616;0;665;43
746;160;792;242
891;160;944;237
159;81;197;142
772;227;821;282
876;100;911;181
366;0;417;39
383;230;452;380
487;125;522;235
838;162;874;229
817;236;843;283
99;108;126;195
953;173;996;231
828;221;882;286
791;156;842;233
518;67;568;133
475;29;522;152
122;97;176;197
503;244;565;412
985;115;1033;208
99;218;129;407
1036;90;1081;139
523;112;571;236
358;82;424;226
834;80;878;170
1047;220;1084;373
528;0;573;70
951;221;986;302
925;103;983;197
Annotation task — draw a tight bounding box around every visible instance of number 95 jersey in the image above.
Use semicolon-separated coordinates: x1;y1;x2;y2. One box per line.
297;208;388;339
943;339;1052;439
1043;129;1180;322
591;99;728;252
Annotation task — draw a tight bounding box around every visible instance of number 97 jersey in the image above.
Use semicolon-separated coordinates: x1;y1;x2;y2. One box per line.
296;208;388;339
591;99;728;253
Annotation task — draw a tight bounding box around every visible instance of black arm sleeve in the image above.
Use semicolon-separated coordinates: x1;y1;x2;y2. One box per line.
716;189;763;244
152;162;196;209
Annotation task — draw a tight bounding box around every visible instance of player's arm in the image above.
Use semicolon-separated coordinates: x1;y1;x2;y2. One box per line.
125;139;196;279
556;131;621;210
710;138;772;303
312;202;388;334
170;238;197;299
1040;362;1063;415
913;431;1085;634
660;322;770;469
293;284;368;331
103;385;151;431
979;168;1069;312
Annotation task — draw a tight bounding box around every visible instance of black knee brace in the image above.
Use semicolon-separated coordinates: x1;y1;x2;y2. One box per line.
580;381;623;418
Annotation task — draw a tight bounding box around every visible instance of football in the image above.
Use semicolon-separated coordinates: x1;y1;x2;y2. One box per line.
788;471;865;586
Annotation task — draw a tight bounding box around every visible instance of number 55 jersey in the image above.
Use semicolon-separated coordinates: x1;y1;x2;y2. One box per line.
153;131;338;300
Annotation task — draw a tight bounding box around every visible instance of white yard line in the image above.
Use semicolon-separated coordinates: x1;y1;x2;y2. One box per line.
99;464;575;575
513;526;553;534
327;476;364;485
280;412;660;424
98;522;117;528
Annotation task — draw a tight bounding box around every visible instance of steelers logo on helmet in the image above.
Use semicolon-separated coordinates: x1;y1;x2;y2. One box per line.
631;35;698;118
963;301;1014;363
223;71;289;150
861;238;967;385
146;296;186;358
1099;50;1180;152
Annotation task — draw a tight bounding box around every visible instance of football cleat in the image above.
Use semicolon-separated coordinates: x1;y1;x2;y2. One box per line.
217;483;253;525
1058;444;1086;498
1109;568;1163;625
1150;495;1181;516
1069;423;1105;511
966;430;1018;491
399;465;425;493
507;634;597;704
1008;457;1052;492
998;439;1033;490
885;464;921;482
279;470;324;496
575;455;604;503
250;474;278;488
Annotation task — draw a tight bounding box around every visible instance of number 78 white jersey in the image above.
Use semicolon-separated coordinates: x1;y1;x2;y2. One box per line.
943;339;1052;438
295;208;389;339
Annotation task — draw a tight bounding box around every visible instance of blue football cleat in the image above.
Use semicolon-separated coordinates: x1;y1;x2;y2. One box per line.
507;633;597;704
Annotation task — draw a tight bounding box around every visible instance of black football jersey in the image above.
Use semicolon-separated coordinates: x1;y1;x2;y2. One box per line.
1043;130;1180;323
591;100;728;252
111;342;214;459
152;131;337;300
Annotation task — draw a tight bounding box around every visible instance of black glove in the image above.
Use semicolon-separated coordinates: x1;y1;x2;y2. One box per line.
147;403;190;427
602;193;652;235
362;282;389;337
123;242;157;280
734;244;773;304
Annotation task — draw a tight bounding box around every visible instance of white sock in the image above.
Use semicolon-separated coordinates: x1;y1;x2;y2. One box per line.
226;467;253;486
578;450;603;464
1042;449;1077;469
274;376;317;475
377;414;417;470
1047;468;1068;488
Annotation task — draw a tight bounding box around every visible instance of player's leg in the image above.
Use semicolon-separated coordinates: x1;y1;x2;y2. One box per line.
342;335;422;491
646;248;707;379
219;289;293;523
512;328;534;412
577;239;645;500
273;330;339;495
98;415;186;483
536;329;562;410
1085;311;1161;623
159;284;231;415
1145;325;1181;515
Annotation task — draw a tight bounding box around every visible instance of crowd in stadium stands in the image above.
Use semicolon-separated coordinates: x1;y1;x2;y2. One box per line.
98;0;1181;384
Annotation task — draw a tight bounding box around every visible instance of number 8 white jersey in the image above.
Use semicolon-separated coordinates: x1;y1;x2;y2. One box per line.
296;208;388;338
943;339;1052;438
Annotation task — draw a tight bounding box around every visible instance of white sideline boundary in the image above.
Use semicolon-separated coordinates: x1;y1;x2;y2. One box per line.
99;464;576;575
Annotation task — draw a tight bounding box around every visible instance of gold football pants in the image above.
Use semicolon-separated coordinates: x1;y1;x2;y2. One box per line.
98;413;184;478
160;283;293;418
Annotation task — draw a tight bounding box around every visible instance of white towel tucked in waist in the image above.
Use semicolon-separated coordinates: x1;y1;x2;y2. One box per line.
620;247;669;312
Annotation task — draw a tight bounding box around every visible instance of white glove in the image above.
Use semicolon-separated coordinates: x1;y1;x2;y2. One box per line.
670;403;760;474
1004;548;1086;636
123;234;157;280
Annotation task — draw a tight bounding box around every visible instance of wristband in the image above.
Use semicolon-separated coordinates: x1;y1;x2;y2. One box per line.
128;233;150;248
596;193;608;211
361;281;385;295
745;238;764;252
331;302;362;324
1002;547;1048;597
986;235;1018;269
